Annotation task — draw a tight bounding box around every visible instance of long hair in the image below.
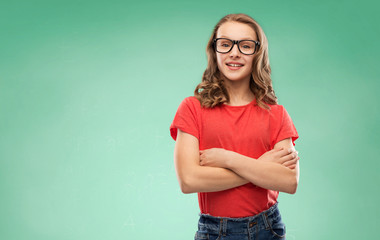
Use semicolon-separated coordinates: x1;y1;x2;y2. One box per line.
194;13;277;109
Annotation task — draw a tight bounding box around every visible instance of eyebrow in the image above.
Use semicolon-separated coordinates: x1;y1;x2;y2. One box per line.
218;35;256;41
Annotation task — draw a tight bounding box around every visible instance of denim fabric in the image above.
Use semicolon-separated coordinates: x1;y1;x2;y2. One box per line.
194;203;286;240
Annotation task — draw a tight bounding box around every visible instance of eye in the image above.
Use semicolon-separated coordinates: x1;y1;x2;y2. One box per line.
220;42;231;47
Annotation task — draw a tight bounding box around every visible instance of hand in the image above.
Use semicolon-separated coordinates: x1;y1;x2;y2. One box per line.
199;148;232;168
258;148;299;169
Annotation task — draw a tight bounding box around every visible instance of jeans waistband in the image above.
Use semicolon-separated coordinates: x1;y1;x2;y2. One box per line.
198;203;281;235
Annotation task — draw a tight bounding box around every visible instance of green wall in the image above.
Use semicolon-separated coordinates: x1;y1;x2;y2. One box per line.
1;0;379;239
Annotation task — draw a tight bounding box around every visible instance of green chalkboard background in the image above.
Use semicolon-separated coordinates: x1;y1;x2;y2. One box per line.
1;0;379;239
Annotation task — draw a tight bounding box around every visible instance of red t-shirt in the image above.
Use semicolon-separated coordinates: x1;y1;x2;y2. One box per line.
170;96;298;217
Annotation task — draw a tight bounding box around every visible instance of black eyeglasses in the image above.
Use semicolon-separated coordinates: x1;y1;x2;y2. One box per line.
213;38;260;55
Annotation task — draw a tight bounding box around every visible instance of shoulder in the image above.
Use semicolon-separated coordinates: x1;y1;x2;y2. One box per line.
267;103;296;127
266;103;295;124
260;103;286;117
179;96;202;110
183;96;201;105
268;103;285;113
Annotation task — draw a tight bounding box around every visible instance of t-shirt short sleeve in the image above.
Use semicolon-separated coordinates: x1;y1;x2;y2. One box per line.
170;97;200;141
270;105;299;147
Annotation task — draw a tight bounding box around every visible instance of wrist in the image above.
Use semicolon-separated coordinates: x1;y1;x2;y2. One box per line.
225;150;236;169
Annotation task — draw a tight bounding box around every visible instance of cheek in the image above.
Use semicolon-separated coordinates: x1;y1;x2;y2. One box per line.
216;54;225;70
245;57;254;71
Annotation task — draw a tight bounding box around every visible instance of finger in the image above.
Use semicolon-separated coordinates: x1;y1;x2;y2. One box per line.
282;158;298;167
287;164;297;169
274;148;295;158
282;158;297;166
283;156;300;167
279;152;298;164
263;149;284;160
277;148;295;154
264;148;283;157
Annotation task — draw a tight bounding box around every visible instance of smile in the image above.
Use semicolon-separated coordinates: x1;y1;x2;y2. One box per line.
226;63;244;67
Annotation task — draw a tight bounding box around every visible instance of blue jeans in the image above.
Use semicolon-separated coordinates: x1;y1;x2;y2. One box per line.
194;203;286;240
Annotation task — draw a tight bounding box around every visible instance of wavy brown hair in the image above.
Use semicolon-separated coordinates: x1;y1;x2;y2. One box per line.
194;13;277;109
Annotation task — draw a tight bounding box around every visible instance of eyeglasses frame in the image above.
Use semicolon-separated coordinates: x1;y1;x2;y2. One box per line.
213;38;260;55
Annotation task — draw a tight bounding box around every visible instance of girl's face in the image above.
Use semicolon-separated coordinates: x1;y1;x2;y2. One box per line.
215;21;257;83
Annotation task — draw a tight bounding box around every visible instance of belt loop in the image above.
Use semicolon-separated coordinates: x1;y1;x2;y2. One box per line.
263;213;270;230
218;219;223;236
222;219;227;236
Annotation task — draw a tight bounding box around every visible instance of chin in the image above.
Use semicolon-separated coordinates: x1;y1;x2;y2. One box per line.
223;74;250;82
221;70;251;82
225;77;243;82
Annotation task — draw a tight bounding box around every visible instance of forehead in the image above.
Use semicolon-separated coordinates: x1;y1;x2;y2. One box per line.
216;21;256;40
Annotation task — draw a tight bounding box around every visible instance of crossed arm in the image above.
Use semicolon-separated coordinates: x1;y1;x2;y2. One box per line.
174;129;300;194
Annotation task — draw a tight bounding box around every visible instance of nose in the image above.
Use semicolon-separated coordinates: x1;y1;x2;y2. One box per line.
229;43;241;57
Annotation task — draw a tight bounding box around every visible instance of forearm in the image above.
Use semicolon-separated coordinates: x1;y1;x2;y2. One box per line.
226;152;298;194
174;129;248;194
177;165;249;194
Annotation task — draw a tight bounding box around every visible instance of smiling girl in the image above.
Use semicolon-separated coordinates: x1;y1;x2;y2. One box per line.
170;13;299;240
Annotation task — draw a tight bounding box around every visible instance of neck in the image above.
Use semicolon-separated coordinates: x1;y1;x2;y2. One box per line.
224;78;255;106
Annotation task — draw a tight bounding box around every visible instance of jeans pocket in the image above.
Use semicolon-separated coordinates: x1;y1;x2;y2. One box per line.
194;231;209;240
267;216;286;239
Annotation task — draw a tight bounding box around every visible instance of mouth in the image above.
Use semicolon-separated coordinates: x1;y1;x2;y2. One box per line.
226;62;244;70
226;63;244;67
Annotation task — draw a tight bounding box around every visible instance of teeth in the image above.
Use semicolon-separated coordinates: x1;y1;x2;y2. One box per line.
227;64;243;67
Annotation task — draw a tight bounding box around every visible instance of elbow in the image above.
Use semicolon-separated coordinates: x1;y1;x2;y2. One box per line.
175;165;199;194
284;167;299;194
287;182;298;194
180;186;194;194
179;182;193;194
178;176;196;194
286;176;299;194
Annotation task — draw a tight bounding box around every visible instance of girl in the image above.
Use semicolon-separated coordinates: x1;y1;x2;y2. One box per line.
170;13;299;240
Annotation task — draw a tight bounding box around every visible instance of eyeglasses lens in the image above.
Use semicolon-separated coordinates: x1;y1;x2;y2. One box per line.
215;39;256;55
239;41;255;55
